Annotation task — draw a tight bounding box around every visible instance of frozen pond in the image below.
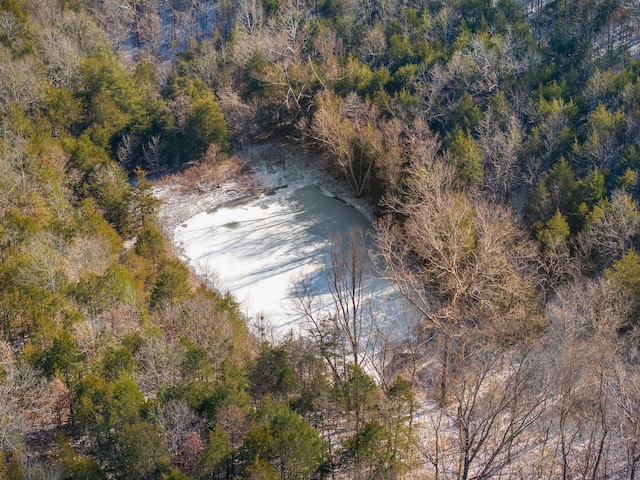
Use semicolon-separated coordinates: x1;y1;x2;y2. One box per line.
174;184;393;332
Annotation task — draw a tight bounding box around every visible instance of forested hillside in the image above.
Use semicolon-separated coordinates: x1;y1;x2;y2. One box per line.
2;0;640;478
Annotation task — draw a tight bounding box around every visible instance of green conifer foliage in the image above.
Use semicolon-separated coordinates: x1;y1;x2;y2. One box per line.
243;400;327;480
446;127;483;189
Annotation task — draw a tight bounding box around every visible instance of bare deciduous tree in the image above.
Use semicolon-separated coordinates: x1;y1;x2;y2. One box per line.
188;40;220;89
15;232;66;295
134;333;181;397
0;53;42;114
63;234;114;282
116;133;134;168
217;87;261;146
612;360;640;479
81;0;132;50
358;25;386;66
0;363;70;453
477;104;523;203
325;229;373;370
293;228;375;379
523;98;573;185
419;339;548;480
143;134;163;173
463;32;539;97
35;24;82;88
542;278;628;479
576;190;640;270
156;292;247;378
311;90;384;197
375;143;542;404
168;94;193;132
416;61;454;128
237;0;265;35
159;400;205;461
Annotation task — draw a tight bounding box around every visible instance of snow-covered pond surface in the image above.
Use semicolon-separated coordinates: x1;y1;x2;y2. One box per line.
174;183;389;331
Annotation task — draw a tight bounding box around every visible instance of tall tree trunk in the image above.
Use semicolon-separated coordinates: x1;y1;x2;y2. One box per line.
439;331;450;406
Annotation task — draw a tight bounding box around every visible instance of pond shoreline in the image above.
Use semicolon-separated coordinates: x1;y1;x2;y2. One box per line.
153;141;376;238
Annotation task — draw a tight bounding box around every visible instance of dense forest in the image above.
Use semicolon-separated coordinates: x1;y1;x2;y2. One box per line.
2;0;640;478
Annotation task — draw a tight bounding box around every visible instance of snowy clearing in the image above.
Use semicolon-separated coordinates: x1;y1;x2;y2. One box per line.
155;142;398;332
